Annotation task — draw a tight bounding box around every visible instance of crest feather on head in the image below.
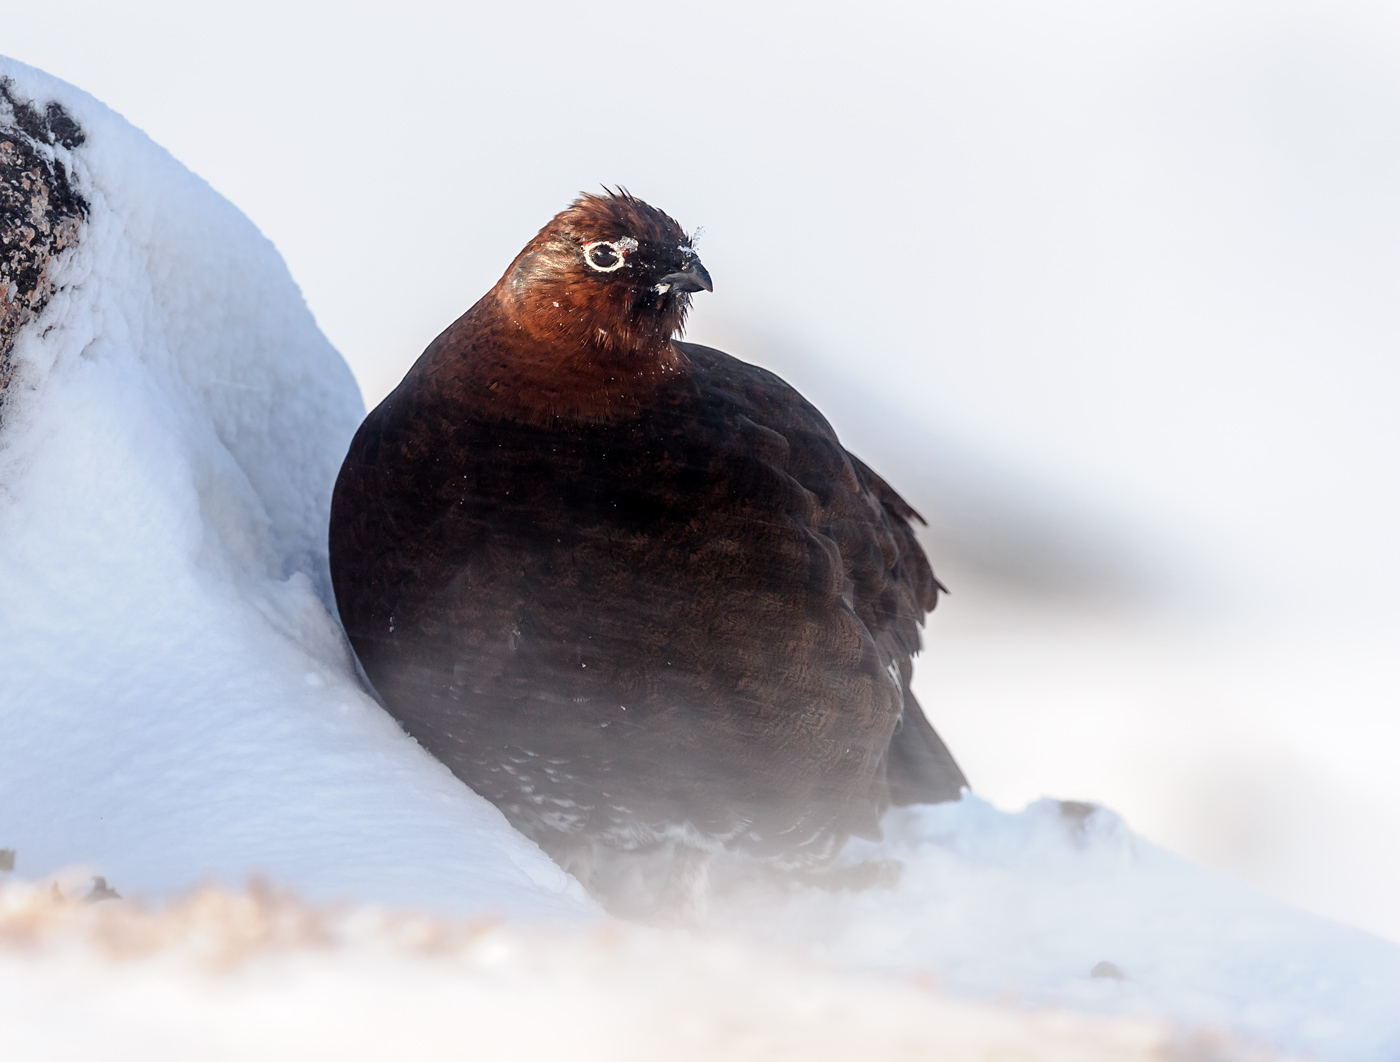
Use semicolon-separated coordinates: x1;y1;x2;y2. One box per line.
549;188;693;251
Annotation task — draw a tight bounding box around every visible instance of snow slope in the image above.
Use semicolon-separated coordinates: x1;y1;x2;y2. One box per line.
1;55;1398;1061
0;57;588;920
709;799;1400;1060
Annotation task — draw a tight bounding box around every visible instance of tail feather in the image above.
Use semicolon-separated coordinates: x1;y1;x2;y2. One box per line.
886;685;967;806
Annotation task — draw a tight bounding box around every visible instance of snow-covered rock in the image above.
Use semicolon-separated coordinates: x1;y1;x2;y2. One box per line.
0;56;588;920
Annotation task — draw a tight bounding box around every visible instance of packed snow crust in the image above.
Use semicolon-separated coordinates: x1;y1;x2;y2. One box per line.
1;56;1398;1061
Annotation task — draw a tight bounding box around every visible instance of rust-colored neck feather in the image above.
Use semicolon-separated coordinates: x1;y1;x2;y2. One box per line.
408;193;699;426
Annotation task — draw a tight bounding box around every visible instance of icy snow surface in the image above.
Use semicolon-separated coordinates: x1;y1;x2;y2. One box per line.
0;55;1398;1061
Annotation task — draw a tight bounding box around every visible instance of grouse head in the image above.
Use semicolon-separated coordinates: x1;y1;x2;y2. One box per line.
497;190;712;358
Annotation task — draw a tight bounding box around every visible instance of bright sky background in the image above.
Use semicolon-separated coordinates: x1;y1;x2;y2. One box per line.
7;0;1400;937
11;0;1400;613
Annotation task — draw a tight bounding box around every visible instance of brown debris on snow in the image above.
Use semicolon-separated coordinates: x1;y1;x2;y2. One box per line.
0;877;1287;1061
0;876;503;970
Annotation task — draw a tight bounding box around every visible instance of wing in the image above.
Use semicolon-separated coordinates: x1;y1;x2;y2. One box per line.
681;343;968;806
886;665;968;804
846;455;967;804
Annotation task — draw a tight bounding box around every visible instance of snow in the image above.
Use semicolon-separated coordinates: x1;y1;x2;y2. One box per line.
6;801;1398;1059
1;54;1399;1061
10;0;1397;942
708;799;1400;1060
0;880;1263;1062
0;57;587;920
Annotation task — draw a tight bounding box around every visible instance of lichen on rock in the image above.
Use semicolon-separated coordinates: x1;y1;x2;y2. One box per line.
0;77;87;402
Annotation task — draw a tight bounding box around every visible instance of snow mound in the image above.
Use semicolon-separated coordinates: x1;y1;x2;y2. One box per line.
0;56;588;920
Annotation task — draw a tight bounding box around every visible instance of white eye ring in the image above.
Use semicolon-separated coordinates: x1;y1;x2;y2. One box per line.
583;240;629;273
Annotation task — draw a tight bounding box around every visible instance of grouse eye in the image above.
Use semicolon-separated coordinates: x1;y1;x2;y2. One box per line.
583;240;626;273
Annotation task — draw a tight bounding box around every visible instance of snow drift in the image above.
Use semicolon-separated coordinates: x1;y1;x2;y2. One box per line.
0;57;587;919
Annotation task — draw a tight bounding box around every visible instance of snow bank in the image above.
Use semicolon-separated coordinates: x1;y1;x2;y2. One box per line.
0;56;588;920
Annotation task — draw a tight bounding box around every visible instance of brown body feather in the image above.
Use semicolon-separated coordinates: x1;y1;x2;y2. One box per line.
329;193;965;901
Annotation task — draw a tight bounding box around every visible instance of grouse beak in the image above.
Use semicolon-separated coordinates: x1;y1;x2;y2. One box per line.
658;259;713;294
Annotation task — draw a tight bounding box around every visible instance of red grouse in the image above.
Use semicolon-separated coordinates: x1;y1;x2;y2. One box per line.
329;191;965;911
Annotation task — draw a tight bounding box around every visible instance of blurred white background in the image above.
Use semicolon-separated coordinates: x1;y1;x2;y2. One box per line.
8;0;1398;939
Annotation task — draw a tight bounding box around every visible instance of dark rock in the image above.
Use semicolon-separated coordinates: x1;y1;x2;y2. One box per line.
1059;800;1101;846
84;875;120;903
1059;800;1098;825
0;77;86;405
0;848;13;872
